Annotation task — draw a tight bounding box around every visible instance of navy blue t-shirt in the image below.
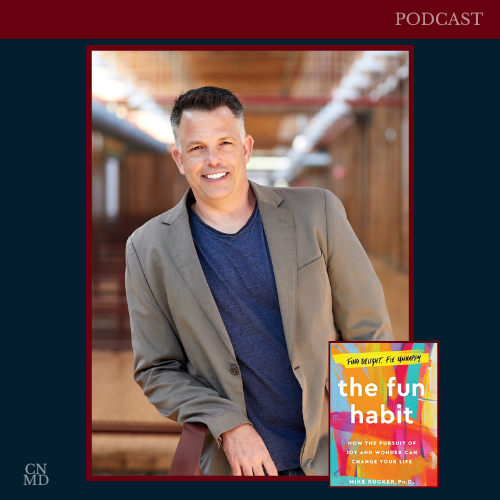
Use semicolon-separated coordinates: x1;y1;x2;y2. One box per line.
188;201;306;471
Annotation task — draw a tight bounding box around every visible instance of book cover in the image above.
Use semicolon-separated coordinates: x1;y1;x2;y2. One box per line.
329;342;438;487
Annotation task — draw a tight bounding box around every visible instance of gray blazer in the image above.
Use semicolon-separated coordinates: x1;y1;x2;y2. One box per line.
125;181;393;476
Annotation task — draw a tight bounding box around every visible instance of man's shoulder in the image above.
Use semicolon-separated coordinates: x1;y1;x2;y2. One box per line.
254;182;325;203
127;207;184;251
258;184;335;214
127;213;164;253
273;185;344;212
128;213;161;239
273;185;326;202
254;184;346;235
128;190;190;249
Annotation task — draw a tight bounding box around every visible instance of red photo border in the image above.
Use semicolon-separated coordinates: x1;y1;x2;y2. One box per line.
86;44;414;481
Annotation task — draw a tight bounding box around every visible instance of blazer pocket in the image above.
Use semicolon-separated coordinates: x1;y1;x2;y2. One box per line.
297;253;324;284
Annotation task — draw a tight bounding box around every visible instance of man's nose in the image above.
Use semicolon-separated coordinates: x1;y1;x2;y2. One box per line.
205;146;221;166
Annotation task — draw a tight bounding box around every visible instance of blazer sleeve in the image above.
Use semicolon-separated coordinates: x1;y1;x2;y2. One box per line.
323;190;394;341
125;237;251;441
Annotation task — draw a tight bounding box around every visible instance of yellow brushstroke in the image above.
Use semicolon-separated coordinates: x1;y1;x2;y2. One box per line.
333;350;429;368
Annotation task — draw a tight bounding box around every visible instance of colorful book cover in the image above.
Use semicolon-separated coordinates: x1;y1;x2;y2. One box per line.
329;342;438;487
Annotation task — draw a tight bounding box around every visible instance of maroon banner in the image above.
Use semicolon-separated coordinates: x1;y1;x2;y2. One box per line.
2;1;498;39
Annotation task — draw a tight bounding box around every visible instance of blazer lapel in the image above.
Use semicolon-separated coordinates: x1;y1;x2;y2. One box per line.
252;182;298;362
160;192;236;357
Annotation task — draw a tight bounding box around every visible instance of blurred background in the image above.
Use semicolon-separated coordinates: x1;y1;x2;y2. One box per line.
91;50;409;475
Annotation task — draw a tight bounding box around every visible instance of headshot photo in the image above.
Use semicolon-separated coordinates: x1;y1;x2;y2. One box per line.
90;49;410;477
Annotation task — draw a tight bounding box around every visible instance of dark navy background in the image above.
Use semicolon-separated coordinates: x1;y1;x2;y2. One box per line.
3;39;494;497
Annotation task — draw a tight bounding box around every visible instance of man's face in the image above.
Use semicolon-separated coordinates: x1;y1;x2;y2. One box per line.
172;106;254;206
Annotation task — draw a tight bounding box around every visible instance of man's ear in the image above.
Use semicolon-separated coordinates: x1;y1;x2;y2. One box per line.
243;135;254;164
172;147;185;175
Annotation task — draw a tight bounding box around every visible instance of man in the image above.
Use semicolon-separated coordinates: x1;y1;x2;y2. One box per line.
125;86;393;476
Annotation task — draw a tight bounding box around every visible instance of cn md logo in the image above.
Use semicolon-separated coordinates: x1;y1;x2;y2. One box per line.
23;463;49;485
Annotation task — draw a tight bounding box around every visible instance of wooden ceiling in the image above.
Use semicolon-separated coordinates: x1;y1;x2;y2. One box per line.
99;50;362;152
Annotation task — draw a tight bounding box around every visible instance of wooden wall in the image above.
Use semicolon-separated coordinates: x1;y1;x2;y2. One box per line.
92;130;189;220
292;81;409;272
120;153;188;217
92;131;106;218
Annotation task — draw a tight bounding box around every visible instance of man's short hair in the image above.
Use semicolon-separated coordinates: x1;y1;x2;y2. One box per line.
170;86;246;151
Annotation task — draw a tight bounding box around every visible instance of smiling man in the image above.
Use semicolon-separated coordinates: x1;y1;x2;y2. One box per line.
125;86;393;476
171;102;256;234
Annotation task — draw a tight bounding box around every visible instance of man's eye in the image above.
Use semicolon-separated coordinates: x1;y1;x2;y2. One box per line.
220;141;231;146
190;146;201;151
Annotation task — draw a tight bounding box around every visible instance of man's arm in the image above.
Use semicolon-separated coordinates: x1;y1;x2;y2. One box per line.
220;424;278;476
125;237;251;443
324;190;394;341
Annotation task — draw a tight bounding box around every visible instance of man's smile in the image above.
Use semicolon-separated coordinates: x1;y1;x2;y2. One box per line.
203;172;228;181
